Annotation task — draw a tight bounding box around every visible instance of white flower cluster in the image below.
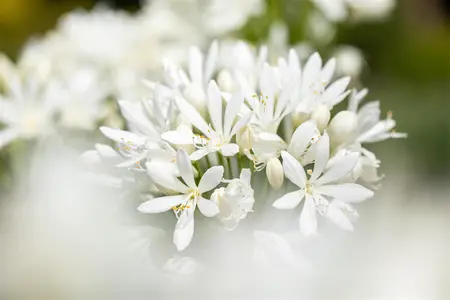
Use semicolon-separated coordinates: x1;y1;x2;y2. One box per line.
89;41;406;251
313;0;396;22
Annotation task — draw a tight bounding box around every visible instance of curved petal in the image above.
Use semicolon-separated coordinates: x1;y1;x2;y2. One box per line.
224;90;244;137
299;195;318;237
175;96;210;137
310;132;330;181
177;148;196;188
229;112;252;138
220;143;239;157
281;151;306;188
198;166;224;193
316;152;359;185
318;183;374;203
207;80;223;135
273;190;305;210
138;195;185;213
190;148;212;161
148;161;188;193
197;197;219;217
174;211;195;251
100;126;146;145
287;120;318;158
162;130;194;145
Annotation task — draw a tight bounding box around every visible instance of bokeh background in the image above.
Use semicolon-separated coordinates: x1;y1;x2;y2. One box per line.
1;0;449;298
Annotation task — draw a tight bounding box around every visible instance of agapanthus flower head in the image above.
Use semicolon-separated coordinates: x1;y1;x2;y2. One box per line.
92;40;405;251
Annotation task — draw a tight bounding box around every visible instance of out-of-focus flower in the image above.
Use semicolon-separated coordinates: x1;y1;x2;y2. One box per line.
312;0;396;22
333;45;365;78
212;169;255;229
0;55;60;148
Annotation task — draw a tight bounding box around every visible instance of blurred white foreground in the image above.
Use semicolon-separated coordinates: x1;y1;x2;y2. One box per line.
0;139;448;299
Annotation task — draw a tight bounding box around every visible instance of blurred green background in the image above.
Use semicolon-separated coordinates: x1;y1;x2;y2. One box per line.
1;0;450;181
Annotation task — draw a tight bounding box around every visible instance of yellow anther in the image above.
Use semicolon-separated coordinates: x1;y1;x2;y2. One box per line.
307;169;313;175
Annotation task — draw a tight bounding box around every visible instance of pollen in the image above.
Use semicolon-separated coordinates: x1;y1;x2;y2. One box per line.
387;111;393;118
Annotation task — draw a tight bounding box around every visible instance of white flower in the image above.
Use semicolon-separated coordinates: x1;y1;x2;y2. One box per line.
162;81;252;160
246;119;319;173
333;45;365;78
0;56;59;148
294;52;351;117
138;149;222;251
273;133;374;236
58;68;109;130
211;169;255;230
202;0;265;36
348;89;407;144
327;110;359;146
164;42;218;114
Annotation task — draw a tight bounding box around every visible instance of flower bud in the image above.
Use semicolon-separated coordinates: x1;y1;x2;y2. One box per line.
328;110;358;146
266;158;284;190
183;83;206;115
310;104;330;131
217;69;235;93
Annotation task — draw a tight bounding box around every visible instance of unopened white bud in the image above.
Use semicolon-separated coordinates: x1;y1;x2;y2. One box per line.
328;110;358;146
311;104;330;131
217;69;235;93
266;158;284;190
183;83;206;115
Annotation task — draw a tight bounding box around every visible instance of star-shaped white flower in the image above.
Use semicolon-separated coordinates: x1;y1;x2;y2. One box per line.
162;80;252;160
273;133;374;236
138;148;223;251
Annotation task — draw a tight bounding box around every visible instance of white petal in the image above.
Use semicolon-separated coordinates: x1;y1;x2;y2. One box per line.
287;120;318;159
316;152;359;185
302;53;322;91
281;151;306;188
138;195;185;213
188;47;203;84
207;80;223;134
239;168;252;185
162;130;194;145
148;161;189;193
190;148;211;161
273;190;305;210
224;90;244;137
299;195;318;237
176;148;196;188
321;77;351;106
100;126;146;145
326;202;353;231
174;211;195;251
220;143;239;157
311;132;330;181
318;183;374;202
229;112;253;137
204;41;218;83
175;96;211;137
320;58;336;84
95;144;119;158
0;128;18;149
197;197;219;217
81;150;101;164
198;166;224;193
